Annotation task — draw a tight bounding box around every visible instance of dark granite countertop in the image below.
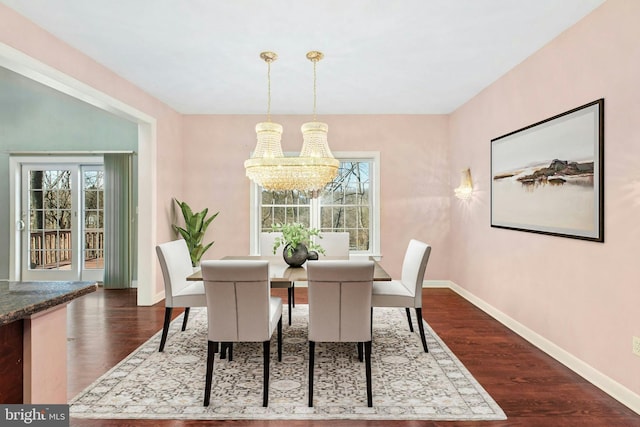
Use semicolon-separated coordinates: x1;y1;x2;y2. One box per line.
0;281;98;326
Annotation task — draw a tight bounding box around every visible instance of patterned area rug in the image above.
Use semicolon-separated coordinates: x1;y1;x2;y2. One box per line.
70;306;506;420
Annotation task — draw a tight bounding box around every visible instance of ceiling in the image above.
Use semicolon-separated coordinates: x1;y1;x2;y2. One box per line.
1;0;605;114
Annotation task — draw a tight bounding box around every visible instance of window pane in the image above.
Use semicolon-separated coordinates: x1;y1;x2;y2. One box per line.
345;207;358;228
261;207;274;229
44;210;58;229
30;210;43;230
59;210;72;229
43;190;57;209
270;207;286;226
355;229;369;251
262;191;274;204
320;207;333;229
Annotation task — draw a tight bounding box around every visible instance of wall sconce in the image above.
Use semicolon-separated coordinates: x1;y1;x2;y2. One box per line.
454;168;473;200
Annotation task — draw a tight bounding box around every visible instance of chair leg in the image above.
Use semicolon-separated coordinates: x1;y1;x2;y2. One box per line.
291;282;296;307
263;341;270;407
357;342;363;362
181;307;190;331
220;342;233;360
277;316;283;362
370;307;374;337
365;341;372;407
308;341;315;407
227;342;234;361
287;287;293;326
405;307;414;332
415;307;428;353
204;341;218;406
158;307;172;352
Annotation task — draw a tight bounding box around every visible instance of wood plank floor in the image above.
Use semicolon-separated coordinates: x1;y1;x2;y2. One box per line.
66;287;640;427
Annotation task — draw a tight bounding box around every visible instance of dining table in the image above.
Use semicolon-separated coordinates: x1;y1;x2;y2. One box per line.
188;255;391;326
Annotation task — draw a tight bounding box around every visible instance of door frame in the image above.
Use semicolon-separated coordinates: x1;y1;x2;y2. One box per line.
11;156;103;281
2;43;159;305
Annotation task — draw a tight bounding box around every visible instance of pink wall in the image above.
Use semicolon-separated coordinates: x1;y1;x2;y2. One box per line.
181;114;451;279
449;0;640;397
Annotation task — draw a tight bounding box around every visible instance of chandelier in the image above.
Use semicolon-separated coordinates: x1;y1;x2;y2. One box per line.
244;51;339;192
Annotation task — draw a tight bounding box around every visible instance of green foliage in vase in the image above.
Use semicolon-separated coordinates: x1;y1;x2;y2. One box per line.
271;222;325;256
172;198;219;267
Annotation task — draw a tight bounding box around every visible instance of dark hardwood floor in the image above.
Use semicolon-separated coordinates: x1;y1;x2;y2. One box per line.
66;287;640;427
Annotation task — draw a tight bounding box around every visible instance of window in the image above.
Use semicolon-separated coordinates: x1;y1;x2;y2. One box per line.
252;152;379;255
82;167;105;270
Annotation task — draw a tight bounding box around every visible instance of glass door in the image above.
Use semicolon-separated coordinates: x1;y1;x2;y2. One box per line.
22;165;79;280
20;163;105;282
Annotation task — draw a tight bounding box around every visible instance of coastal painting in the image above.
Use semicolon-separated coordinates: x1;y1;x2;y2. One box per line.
491;99;604;242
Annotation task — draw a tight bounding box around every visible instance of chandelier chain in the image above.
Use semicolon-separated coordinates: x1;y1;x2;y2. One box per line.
267;60;272;122
313;59;317;121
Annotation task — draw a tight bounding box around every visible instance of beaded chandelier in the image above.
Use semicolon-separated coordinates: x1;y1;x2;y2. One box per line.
244;51;339;192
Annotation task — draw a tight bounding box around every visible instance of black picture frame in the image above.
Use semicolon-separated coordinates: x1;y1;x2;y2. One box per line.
491;99;604;242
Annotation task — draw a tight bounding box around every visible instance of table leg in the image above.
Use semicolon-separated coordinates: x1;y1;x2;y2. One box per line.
287;287;292;326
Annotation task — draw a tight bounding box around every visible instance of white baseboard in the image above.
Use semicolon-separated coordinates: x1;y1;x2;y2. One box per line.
141;289;164;307
423;280;451;288
154;290;165;304
434;280;639;415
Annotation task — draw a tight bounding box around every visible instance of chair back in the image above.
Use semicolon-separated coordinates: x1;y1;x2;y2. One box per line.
307;260;374;342
400;239;431;306
317;232;350;258
259;232;282;256
156;239;195;306
201;260;271;342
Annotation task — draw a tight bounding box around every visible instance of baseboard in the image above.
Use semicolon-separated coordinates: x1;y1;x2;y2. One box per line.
155;290;165;303
439;280;640;415
423;280;451;288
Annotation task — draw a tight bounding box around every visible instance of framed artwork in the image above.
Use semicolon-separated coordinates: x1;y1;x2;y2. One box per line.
491;99;604;242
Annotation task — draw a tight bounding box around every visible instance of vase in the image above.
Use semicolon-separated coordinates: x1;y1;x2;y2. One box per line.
283;243;309;267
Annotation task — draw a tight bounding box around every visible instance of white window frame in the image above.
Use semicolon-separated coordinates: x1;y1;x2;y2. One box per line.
249;151;380;257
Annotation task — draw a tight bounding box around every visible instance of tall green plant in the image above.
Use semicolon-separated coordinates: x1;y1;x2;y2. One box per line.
172;199;219;266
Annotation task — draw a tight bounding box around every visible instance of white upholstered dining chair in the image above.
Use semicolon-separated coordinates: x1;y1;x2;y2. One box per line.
316;232;350;258
307;260;375;407
259;231;282;256
201;260;283;407
371;239;431;352
155;239;206;352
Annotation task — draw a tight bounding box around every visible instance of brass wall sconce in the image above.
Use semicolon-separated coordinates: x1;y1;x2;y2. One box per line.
454;168;473;200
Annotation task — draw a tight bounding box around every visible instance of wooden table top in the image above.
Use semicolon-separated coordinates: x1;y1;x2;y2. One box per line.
187;256;391;282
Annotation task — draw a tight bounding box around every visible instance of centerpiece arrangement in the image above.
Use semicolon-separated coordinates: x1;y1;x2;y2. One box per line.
271;222;325;267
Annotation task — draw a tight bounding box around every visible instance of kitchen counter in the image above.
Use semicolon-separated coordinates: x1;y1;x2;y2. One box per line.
0;280;97;404
0;281;97;326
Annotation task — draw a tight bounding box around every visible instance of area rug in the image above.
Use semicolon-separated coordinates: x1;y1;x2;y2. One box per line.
70;306;506;420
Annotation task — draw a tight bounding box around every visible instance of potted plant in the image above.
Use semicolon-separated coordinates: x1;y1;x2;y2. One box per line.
172;198;219;267
271;222;325;267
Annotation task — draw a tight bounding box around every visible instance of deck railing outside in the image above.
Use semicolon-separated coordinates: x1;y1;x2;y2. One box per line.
29;230;104;269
